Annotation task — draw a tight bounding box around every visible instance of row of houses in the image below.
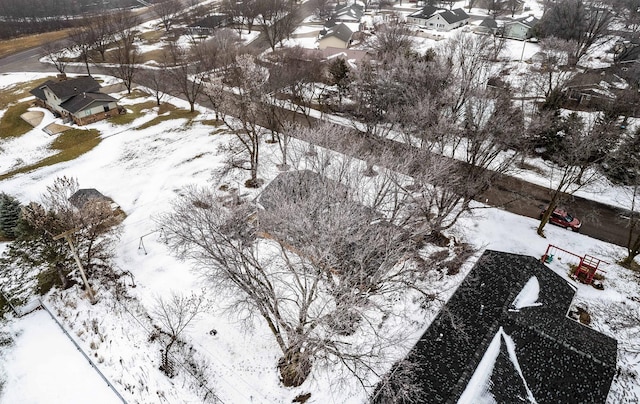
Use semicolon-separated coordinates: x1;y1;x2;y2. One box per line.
405;5;539;40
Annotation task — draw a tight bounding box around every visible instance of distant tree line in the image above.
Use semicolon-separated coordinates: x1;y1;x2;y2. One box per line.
0;0;139;39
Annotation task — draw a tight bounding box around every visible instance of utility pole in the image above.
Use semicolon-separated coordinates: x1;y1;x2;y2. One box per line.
53;228;97;304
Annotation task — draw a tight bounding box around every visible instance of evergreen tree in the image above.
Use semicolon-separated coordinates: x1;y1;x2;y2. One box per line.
0;193;21;240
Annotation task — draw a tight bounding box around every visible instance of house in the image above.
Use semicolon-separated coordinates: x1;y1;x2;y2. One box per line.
503;15;539;40
332;3;364;23
563;68;632;111
30;76;121;125
373;250;618;403
476;16;499;35
407;6;469;31
318;23;354;50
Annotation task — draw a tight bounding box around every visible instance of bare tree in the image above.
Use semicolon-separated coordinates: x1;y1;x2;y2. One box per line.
163;41;207;113
160;176;430;388
266;46;324;125
537;114;618;236
531;36;579;105
153;291;207;377
108;19;141;94
256;0;298;51
42;42;69;74
138;68;169;106
152;0;183;32
213;53;268;187
68;25;96;76
369;20;415;57
538;0;613;66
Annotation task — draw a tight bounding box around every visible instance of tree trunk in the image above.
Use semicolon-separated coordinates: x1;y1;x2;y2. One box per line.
278;346;311;387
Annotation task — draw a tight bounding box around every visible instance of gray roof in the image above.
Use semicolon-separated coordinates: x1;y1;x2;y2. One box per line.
60;92;118;114
409;6;469;24
69;188;110;209
374;250;617;403
507;14;539;28
30;76;101;101
480;17;498;29
440;8;469;24
320;23;353;43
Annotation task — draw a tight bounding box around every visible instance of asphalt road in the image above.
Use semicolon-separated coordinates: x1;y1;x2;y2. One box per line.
0;5;634;249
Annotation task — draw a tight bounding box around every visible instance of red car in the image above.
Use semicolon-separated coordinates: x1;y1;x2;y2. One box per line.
541;207;582;232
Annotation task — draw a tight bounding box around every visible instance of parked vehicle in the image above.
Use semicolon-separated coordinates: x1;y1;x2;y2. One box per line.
541;207;582;232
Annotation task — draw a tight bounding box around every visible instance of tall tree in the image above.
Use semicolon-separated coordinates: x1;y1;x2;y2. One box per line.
163;41;207;113
213;53;268;187
152;0;183;32
538;0;613;65
537;114;618;236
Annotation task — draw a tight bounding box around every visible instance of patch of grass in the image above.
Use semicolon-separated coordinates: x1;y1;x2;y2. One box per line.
123;89;150;99
139;48;166;64
0;77;54;110
139;31;164;42
0;129;101;181
0;30;71;59
108;100;158;126
201;119;222;127
0;102;34;139
136;109;199;130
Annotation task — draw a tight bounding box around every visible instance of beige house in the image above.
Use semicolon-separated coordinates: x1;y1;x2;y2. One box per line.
318;24;354;50
30;76;121;125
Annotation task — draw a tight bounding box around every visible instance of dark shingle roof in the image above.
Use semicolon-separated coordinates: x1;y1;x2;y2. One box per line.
374;250;617;403
480;17;498;29
439;8;469;24
69;188;109;209
409;6;469;24
409;5;439;19
60;92;118;114
30;76;101;101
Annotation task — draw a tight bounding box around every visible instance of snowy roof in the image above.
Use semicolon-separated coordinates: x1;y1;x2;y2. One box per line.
506;15;540;28
319;23;354;43
374;250;617;403
409;6;469;24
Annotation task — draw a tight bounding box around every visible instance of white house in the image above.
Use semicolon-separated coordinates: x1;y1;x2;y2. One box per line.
407;6;469;31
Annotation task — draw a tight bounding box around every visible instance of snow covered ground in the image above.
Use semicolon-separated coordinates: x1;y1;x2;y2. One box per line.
2;5;640;398
1;68;639;403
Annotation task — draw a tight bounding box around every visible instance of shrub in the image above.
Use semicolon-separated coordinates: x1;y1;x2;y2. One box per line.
0;193;21;240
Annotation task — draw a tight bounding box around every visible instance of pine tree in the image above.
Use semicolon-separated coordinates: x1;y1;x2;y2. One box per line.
0;193;21;240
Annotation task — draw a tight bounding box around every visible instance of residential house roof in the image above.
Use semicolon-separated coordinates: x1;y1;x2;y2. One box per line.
30;76;102;102
506;14;539;29
69;188;111;209
320;23;354;44
333;3;364;21
409;6;469;25
479;17;498;29
60;92;118;114
373;250;617;403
